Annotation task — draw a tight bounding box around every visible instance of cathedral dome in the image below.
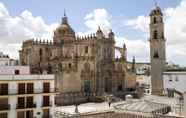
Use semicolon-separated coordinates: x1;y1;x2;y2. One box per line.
55;13;75;37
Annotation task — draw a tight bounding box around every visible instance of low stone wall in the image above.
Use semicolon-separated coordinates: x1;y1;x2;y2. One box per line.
55;110;184;118
55;92;103;106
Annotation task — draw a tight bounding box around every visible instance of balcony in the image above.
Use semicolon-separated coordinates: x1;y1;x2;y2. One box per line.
27;90;34;94
17;103;36;109
26;103;36;108
16;104;25;109
0;91;8;95
42;101;52;107
8;88;56;95
0;104;10;111
43;88;50;93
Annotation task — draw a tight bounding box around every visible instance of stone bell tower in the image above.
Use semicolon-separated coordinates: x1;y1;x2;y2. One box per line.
149;5;166;95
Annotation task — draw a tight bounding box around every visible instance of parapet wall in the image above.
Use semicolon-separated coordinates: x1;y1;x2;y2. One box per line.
23;38;53;46
55;110;184;118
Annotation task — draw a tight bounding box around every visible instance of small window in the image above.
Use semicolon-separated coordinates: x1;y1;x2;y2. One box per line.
15;70;20;75
153;17;157;24
153;52;159;58
153;30;158;39
69;63;71;68
39;48;43;61
85;46;88;53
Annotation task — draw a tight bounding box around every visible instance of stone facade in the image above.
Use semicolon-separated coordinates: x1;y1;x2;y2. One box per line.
149;6;166;95
19;13;131;94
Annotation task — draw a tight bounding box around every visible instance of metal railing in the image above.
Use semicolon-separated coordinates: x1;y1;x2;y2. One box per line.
42;101;53;107
0;104;10;111
26;103;36;108
0;91;8;95
16;103;36;109
0;88;56;96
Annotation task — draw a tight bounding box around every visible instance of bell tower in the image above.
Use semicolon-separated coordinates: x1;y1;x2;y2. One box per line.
149;5;166;95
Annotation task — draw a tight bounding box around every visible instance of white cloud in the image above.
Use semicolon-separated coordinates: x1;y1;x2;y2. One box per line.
125;16;150;33
1;1;186;66
0;2;58;59
80;8;150;62
78;9;112;36
124;0;186;66
115;37;149;62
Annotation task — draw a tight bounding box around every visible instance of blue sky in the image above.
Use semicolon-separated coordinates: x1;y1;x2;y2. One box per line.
0;0;186;66
0;0;180;32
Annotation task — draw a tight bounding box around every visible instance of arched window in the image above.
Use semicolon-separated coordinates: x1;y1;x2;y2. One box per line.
153;51;159;58
39;48;43;61
153;30;158;39
69;63;71;68
153;17;157;24
84;62;90;72
85;46;88;53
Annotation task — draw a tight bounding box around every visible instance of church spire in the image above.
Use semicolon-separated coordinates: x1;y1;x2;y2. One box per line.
64;9;66;17
62;9;68;25
96;26;104;39
132;56;136;73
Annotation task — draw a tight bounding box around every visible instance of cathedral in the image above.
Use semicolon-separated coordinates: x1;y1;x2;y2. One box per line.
19;13;134;94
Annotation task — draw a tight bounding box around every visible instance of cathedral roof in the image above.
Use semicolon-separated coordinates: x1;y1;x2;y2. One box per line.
55;13;75;36
108;29;114;37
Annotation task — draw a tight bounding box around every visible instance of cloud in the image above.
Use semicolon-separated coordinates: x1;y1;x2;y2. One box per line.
0;2;58;59
125;16;150;33
79;8;150;62
124;0;186;66
1;1;186;66
115;37;149;62
78;9;112;36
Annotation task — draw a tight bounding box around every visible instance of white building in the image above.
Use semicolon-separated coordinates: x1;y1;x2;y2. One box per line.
163;71;186;94
0;66;56;118
136;75;151;95
0;66;30;75
0;52;18;66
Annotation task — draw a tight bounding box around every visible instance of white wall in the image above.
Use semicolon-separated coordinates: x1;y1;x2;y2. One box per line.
1;75;55;118
163;72;186;93
0;66;30;75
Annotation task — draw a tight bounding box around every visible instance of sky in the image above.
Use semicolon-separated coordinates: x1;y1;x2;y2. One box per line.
0;0;186;66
